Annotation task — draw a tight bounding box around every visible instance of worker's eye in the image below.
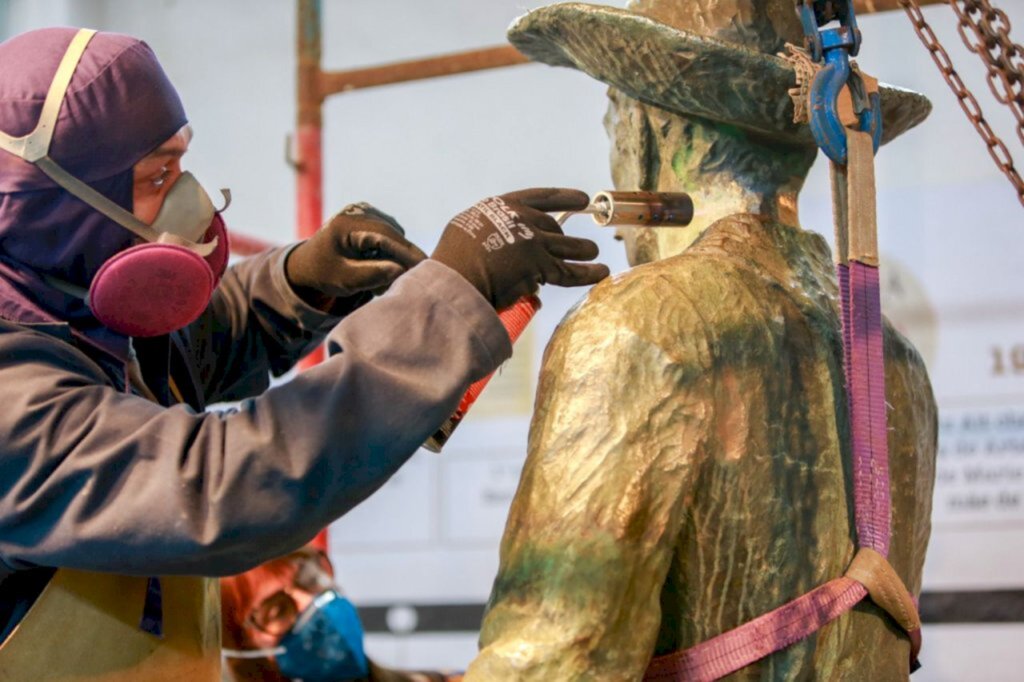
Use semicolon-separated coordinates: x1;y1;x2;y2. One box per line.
150;166;170;188
246;591;300;637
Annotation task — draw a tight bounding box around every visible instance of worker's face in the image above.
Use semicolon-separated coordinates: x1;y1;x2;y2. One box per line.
132;125;192;225
223;552;333;682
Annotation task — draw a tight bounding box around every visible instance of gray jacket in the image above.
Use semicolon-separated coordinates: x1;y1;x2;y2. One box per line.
0;248;510;579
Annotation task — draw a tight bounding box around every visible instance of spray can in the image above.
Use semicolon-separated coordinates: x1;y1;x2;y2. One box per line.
422;294;541;453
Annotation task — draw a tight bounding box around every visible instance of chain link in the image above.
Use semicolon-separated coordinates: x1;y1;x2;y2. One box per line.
950;0;1024;145
899;0;1024;207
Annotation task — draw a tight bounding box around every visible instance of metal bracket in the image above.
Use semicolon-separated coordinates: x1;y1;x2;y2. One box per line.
284;133;303;172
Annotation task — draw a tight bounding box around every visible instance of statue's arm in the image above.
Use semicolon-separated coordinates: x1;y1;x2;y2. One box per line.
465;282;710;680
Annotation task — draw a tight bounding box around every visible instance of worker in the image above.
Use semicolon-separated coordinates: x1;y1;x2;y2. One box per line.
220;544;456;682
0;27;607;679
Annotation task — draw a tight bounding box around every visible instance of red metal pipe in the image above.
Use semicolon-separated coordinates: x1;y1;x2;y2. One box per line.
296;123;324;369
297;0;328;553
319;45;529;97
297;0;325;369
227;231;277;257
295;126;323;244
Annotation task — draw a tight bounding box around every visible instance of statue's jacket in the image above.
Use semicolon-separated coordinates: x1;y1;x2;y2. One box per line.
468;214;938;681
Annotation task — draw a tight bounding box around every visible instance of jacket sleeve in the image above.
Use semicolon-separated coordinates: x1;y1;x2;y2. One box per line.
464;276;704;681
0;260;510;577
181;245;360;405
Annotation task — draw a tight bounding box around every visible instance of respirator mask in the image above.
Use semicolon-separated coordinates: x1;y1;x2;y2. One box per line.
0;29;230;337
222;588;370;682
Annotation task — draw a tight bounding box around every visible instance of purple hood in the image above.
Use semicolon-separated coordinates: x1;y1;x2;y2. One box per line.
0;28;187;358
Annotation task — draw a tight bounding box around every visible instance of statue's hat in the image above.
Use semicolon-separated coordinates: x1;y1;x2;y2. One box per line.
508;0;931;146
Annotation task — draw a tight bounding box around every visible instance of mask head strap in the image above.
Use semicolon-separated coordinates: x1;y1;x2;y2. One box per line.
0;29;94;162
220;645;286;660
0;29;219;257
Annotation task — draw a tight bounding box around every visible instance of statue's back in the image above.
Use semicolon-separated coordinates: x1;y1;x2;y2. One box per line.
469;213;937;681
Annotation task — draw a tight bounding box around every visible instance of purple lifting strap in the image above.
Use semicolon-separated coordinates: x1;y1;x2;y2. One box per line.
838;263;852;411
644;579;868;681
847;262;891;555
644;261;897;680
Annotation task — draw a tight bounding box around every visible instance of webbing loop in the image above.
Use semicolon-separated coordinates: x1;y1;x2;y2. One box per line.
845;547;922;656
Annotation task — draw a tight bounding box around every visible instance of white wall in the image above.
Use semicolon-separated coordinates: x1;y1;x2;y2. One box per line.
3;1;1023;679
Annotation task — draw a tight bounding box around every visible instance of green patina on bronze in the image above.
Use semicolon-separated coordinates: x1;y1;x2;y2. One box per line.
465;2;938;680
486;535;636;615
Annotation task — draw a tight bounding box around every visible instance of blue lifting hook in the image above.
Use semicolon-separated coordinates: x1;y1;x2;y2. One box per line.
800;0;882;165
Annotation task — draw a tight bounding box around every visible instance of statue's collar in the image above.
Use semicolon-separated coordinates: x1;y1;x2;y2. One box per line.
689;213;839;307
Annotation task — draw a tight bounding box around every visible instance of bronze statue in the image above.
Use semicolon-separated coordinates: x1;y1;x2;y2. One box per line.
463;1;938;679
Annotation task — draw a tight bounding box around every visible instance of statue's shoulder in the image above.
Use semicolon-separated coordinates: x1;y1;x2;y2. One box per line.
549;253;734;365
882;317;935;404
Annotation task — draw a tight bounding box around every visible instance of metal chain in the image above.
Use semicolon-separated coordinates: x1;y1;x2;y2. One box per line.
951;0;1024;146
899;0;1024;207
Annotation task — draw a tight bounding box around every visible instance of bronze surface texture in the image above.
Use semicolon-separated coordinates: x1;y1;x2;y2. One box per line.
465;1;938;679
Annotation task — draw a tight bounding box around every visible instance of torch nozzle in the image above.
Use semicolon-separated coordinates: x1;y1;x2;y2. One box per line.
556;191;694;228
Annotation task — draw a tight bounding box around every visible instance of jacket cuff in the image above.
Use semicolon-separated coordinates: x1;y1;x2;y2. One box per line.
270;243;347;335
401;260;513;371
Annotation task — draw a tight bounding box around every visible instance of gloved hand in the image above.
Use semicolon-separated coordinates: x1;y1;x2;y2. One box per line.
431;188;610;309
286;202;427;309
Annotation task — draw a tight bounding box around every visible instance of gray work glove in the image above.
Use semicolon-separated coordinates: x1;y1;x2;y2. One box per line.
431;188;610;309
286;202;427;310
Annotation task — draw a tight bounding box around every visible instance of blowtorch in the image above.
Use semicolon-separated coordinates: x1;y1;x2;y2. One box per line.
423;190;695;453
